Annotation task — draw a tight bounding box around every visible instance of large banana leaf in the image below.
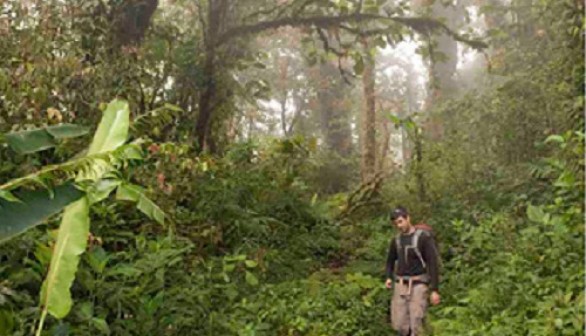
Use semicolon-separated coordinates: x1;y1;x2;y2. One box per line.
40;99;130;323
87;99;129;155
5;128;55;154
5;124;89;154
46;124;90;139
40;196;89;318
0;183;84;243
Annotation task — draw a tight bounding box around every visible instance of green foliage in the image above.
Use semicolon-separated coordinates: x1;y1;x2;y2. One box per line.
225;272;389;336
87;100;130;156
430;133;584;335
0;183;84;243
116;184;165;225
36;99;132;332
40;197;91;320
4;124;89;154
0;98;171;336
0;100;136;245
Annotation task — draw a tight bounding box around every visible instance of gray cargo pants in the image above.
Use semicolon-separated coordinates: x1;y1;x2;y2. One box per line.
390;282;429;336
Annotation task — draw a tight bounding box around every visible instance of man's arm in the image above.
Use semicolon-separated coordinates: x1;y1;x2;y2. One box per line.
422;235;440;292
385;238;397;280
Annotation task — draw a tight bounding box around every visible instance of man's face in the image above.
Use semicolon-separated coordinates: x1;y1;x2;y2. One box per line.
393;215;411;233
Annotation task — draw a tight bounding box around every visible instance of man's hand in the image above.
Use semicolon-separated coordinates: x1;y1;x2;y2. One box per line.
385;278;393;289
430;291;441;306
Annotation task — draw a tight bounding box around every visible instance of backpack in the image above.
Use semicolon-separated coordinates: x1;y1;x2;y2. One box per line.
395;223;441;269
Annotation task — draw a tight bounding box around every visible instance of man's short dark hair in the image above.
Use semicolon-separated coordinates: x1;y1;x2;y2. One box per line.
390;206;409;220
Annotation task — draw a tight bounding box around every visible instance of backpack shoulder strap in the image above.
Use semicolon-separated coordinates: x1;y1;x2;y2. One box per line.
413;229;427;269
395;234;402;252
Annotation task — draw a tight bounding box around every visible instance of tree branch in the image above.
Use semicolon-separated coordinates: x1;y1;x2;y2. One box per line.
316;28;346;58
216;13;487;50
315;28;354;84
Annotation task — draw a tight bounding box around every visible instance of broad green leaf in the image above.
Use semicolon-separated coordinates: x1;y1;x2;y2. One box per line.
115;184;143;202
223;263;236;273
88;100;129;155
41;196;90;319
0;184;84;243
116;183;164;225
87;179;120;204
527;204;545;223
4;124;89;154
245;271;259;286
91;317;110;335
5;128;56;154
245;260;258;268
121;144;143;160
38;100;131;323
137;194;165;225
45;124;89;139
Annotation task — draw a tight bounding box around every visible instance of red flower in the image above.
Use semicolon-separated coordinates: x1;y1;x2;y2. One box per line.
148;144;160;153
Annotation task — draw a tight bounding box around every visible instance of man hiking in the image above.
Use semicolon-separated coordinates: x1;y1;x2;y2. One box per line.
385;206;441;336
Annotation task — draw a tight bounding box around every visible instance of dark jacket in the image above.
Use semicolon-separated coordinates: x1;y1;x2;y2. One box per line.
385;230;440;291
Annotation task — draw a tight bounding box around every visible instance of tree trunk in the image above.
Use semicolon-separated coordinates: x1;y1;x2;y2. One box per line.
378;114;391;172
361;43;376;183
196;50;216;151
419;0;460;140
414;128;426;202
195;0;226;153
316;61;353;157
